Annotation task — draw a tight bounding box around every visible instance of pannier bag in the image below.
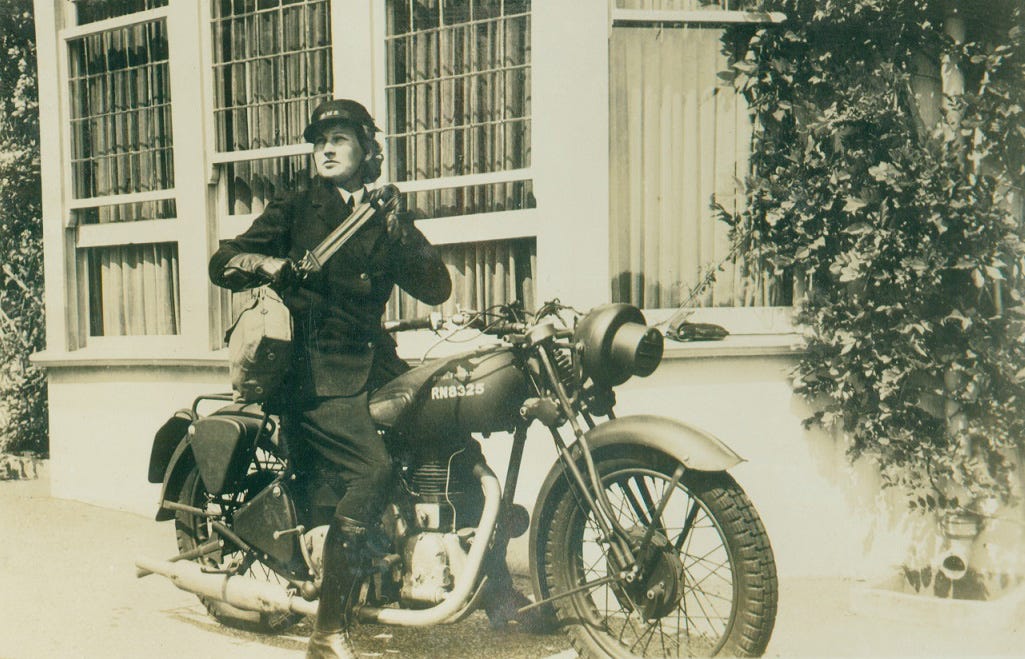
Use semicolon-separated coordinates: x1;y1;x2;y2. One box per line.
226;287;292;403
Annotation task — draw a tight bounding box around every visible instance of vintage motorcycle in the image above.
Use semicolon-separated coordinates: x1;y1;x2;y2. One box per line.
137;301;778;658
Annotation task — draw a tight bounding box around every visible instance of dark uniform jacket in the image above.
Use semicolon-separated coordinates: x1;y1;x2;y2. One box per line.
209;177;451;405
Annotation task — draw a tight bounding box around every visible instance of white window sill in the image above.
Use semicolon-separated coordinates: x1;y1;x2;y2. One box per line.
662;332;804;359
31;347;229;369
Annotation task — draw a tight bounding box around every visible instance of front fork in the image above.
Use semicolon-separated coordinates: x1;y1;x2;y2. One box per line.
533;344;682;581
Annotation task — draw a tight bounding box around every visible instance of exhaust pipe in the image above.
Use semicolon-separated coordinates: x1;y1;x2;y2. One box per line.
357;462;502;626
135;555;318;618
137;462;502;626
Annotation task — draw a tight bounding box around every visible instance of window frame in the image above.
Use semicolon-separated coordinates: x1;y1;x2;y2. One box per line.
58;5;188;348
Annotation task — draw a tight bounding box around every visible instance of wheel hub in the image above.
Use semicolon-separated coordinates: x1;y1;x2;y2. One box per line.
616;526;686;620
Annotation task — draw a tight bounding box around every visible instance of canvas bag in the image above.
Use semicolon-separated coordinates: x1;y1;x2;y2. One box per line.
226;286;293;403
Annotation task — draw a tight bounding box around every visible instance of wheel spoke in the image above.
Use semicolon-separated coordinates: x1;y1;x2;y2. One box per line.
618;478;655;528
673;498;701;553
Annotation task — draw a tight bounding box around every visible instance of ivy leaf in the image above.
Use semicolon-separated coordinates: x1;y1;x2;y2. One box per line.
972;269;985;288
843;221;872;234
843;197;868;213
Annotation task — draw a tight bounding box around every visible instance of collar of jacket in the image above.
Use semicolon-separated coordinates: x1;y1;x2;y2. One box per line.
309;176;346;209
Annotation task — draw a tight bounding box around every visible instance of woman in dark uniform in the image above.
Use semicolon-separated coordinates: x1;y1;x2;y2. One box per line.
210;99;451;659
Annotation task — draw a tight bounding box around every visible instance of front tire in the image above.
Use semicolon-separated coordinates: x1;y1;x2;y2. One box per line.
542;448;777;657
174;449;303;634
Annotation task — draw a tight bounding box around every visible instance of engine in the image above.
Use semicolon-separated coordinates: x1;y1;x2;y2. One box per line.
299;444;488;608
382;446;486;606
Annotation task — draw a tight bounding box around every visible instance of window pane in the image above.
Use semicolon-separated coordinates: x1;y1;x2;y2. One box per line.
385;0;534;218
609;26;788;308
67;20;174;199
225;155;314;216
211;0;334;151
386;237;536;318
84;242;181;336
73;0;168;25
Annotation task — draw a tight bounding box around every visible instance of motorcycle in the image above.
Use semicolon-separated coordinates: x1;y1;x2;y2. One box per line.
137;300;778;658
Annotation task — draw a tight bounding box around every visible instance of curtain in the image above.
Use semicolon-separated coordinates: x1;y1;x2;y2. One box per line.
385;0;532;218
386;238;536;319
609;26;783;308
86;243;181;336
212;0;333;152
227;154;314;216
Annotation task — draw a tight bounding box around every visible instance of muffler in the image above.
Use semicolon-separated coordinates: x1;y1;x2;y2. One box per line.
135;555;318;618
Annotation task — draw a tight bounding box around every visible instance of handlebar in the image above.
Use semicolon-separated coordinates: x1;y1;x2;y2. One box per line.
383;311;527;337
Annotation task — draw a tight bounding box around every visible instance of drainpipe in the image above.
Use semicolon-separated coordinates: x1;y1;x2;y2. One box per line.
936;4;982;585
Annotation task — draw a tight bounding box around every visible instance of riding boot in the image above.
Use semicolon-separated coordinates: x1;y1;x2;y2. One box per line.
306;517;367;659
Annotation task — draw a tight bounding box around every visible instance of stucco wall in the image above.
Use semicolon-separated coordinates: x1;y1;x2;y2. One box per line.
42;348;906;580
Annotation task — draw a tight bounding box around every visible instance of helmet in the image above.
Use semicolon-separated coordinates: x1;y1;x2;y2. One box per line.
303;99;381;143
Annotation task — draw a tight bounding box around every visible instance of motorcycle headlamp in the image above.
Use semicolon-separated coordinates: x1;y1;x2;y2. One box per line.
574;304;664;386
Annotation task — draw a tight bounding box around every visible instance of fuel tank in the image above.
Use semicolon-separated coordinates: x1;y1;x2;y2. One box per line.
373;347;531;437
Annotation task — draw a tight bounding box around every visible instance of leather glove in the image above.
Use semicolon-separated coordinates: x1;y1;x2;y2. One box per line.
368;183;399;208
223;253;295;289
367;185;415;247
385;210;418;248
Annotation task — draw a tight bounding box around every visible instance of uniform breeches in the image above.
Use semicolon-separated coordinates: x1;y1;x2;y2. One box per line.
296;393;392;526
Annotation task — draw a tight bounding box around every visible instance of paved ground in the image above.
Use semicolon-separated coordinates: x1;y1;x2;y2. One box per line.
3;466;1025;658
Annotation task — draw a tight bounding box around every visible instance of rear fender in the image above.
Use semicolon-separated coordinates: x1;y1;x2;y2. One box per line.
155;436;196;522
527;414;743;601
148;409;195;483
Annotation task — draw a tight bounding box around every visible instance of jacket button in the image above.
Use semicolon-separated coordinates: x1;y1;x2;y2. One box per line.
359;272;369;281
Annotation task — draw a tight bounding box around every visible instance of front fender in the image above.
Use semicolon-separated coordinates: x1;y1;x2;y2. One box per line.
527;414;743;602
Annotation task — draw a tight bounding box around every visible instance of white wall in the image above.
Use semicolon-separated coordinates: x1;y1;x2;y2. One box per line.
44;352;900;580
46;365;227;515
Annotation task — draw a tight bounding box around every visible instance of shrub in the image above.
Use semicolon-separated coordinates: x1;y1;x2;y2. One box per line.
722;0;1025;511
0;1;45;456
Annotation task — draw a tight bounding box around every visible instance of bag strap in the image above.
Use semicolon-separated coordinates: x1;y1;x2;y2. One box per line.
295;191;399;276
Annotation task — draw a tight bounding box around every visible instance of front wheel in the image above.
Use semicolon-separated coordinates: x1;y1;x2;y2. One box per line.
542;448;777;657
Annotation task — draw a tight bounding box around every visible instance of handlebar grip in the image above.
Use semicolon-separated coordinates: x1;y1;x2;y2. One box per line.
483;321;527;336
383;317;433;333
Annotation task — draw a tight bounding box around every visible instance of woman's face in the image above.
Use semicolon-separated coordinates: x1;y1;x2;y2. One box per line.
312;123;366;190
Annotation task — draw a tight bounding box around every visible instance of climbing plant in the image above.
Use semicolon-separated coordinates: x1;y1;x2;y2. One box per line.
0;1;45;456
721;0;1025;511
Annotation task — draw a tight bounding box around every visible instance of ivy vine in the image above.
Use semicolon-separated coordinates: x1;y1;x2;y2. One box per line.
721;0;1025;511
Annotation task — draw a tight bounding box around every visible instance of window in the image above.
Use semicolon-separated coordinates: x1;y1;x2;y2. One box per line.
609;1;788;309
66;15;181;337
382;0;536;314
